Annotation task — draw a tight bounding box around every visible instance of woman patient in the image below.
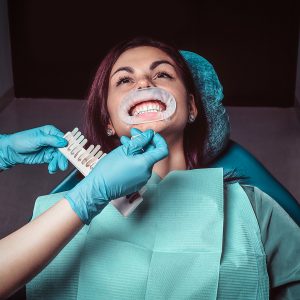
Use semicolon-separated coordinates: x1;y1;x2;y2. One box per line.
26;37;300;299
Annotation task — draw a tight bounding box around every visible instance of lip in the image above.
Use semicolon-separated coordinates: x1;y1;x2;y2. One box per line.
134;111;161;121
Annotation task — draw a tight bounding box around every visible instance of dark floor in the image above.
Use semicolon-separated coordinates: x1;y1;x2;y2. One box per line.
1;98;300;241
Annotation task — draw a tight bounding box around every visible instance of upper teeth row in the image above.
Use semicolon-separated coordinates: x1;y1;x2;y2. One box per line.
132;103;163;116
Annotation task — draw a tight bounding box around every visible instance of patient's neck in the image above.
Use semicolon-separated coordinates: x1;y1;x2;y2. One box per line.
152;135;186;179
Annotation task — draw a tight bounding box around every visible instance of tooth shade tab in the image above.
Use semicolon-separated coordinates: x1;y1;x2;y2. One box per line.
118;87;176;125
58;128;146;217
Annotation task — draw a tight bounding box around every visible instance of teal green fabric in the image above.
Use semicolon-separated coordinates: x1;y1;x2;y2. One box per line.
27;168;269;299
218;182;269;299
180;51;230;164
242;185;300;299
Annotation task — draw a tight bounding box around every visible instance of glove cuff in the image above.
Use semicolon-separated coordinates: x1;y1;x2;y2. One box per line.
65;188;108;225
65;194;90;224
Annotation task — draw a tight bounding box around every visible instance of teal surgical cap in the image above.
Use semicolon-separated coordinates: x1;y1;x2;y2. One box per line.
180;50;230;164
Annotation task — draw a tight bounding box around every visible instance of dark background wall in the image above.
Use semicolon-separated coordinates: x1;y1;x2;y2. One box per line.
0;0;13;109
8;1;299;106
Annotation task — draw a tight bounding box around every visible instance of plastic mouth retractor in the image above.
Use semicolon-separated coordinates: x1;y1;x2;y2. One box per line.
118;87;177;125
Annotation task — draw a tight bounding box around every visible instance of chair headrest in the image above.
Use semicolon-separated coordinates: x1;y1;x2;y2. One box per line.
180;50;230;164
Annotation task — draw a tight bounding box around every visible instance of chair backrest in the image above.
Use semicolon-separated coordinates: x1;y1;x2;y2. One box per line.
209;140;300;225
51;139;300;226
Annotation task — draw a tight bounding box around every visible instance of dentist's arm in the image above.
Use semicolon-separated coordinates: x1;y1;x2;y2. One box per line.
0;129;168;299
0;199;83;300
0;125;68;174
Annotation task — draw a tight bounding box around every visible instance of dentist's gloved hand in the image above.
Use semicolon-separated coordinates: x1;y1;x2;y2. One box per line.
65;128;169;224
0;125;68;173
120;127;156;153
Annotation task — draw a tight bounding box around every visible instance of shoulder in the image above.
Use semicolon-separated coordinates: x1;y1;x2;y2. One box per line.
239;184;299;230
238;184;300;292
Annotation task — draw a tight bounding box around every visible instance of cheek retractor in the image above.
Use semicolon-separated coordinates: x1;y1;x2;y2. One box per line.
58;128;146;217
118;87;176;125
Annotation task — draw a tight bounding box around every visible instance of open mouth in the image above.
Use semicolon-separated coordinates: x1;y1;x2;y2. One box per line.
118;87;176;125
128;99;167;116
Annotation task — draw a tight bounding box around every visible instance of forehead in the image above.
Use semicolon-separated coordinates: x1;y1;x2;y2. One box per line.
111;46;174;72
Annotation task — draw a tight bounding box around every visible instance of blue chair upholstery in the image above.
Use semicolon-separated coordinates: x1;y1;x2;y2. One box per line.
210;140;300;225
51;169;81;195
51;139;300;226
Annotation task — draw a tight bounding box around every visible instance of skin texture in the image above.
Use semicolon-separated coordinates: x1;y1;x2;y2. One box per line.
107;46;198;178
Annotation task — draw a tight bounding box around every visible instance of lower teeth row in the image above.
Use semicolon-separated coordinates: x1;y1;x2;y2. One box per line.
134;109;160;116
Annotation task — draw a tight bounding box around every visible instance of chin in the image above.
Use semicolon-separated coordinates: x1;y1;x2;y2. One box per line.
131;120;170;133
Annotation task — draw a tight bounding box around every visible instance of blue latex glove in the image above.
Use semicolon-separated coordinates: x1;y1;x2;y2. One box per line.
0;125;68;174
120;127;156;154
65;128;169;224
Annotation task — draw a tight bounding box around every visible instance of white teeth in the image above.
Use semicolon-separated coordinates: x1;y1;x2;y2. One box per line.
132;105;163;116
131;102;164;116
133;108;161;116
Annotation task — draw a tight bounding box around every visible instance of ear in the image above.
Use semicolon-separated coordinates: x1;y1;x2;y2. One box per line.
188;94;198;118
106;121;116;136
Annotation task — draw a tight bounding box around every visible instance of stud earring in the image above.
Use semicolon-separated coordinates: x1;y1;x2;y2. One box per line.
188;114;196;123
106;128;114;136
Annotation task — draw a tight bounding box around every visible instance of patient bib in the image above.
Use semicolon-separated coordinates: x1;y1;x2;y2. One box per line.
27;168;269;299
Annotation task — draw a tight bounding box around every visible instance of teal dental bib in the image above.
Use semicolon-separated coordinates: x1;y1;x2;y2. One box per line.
27;168;269;299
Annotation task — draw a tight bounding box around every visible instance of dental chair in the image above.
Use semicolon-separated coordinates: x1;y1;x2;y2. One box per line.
50;51;300;226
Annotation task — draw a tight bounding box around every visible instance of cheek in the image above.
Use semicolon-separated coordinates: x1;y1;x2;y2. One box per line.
174;90;190;118
106;106;115;128
177;101;191;130
106;100;114;119
107;92;120;119
107;98;130;136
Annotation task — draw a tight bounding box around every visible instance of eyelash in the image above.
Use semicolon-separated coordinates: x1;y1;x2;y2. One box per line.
116;76;132;86
115;72;174;86
155;72;174;80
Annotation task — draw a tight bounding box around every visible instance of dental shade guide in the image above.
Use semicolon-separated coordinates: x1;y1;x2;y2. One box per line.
58;128;146;217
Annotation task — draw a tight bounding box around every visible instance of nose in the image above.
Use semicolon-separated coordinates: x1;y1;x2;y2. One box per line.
137;77;153;89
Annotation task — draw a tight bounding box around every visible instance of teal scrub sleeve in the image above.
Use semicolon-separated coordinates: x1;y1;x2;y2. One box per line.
241;185;300;300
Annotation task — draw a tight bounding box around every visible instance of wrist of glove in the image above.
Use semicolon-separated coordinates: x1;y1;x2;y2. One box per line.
65;174;108;225
65;128;169;225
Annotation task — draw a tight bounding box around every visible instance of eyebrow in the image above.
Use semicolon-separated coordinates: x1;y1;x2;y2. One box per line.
111;60;176;78
150;60;176;70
